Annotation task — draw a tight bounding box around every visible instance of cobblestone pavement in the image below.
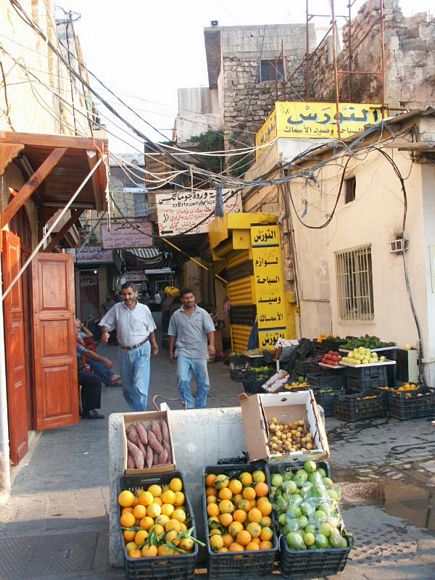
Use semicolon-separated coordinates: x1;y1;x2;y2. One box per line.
0;334;434;579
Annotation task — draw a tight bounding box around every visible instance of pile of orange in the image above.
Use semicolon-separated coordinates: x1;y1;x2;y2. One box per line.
205;470;275;553
118;477;198;559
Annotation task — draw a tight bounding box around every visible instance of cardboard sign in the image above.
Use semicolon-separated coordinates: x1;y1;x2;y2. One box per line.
102;221;153;249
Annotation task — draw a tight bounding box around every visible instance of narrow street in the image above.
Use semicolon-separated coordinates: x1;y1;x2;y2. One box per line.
0;331;433;579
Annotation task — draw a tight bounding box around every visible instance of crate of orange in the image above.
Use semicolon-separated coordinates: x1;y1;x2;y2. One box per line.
118;471;202;579
203;464;279;578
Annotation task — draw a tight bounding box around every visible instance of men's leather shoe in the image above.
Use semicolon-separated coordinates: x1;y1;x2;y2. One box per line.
82;409;105;419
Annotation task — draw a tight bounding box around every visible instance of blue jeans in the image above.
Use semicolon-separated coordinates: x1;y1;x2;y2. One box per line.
119;342;151;411
88;359;113;386
177;356;210;409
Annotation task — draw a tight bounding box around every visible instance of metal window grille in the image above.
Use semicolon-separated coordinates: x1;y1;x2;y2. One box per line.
336;245;374;321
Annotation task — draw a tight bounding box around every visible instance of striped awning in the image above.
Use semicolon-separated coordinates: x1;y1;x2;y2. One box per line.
126;248;161;259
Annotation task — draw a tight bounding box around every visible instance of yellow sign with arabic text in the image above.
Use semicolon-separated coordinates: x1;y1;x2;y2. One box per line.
256;101;384;158
251;226;288;338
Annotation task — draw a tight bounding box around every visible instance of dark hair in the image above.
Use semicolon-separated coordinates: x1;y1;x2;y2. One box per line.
180;287;195;297
121;282;137;291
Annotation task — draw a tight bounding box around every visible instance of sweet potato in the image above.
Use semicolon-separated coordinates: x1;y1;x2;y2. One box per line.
127;453;135;469
163;440;172;463
126;424;140;446
160;420;170;444
135;422;148;446
127;440;144;469
136;438;146;457
151;420;163;444
153;451;159;466
158;448;169;465
147;429;163;454
146;445;153;469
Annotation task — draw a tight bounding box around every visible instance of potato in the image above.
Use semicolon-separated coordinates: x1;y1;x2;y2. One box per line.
147;429;163;454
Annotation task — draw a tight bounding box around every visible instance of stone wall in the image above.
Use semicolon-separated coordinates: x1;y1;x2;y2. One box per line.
219;25;310;153
309;0;435;108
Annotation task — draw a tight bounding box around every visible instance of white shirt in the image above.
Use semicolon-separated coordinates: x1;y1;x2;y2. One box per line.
99;301;156;347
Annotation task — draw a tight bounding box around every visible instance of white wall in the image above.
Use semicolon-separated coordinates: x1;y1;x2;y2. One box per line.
175;87;220;142
289;146;427;349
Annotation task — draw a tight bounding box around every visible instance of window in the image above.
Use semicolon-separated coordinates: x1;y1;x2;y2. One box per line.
260;59;284;82
344;177;356;204
336;245;374;321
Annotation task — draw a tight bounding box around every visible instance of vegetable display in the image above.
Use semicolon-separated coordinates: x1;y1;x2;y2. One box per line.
341;335;395;350
267;418;314;453
270;461;349;551
126;420;172;469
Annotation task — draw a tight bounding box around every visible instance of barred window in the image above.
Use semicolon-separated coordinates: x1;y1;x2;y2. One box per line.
260;60;284;82
336;245;374;321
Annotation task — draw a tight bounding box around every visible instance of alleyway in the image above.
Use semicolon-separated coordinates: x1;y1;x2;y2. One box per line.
0;337;434;579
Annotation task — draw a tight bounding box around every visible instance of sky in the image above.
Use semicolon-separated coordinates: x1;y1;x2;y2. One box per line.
57;0;433;153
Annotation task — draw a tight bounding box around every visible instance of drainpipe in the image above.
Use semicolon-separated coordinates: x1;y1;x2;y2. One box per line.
0;260;10;504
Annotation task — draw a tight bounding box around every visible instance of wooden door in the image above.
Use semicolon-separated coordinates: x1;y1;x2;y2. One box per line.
32;252;79;430
2;231;29;464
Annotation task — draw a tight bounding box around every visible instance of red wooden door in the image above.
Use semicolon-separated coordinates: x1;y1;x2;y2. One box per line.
32;252;79;430
1;231;29;464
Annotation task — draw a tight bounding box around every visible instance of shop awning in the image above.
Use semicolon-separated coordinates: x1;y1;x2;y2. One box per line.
0;131;109;229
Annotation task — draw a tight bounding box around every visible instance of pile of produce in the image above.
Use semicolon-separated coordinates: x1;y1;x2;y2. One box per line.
126;420;172;469
267;417;314;453
341;348;387;366
314;334;341;344
380;383;428;399
270;461;349;551
320;351;342;366
205;470;275;552
118;477;202;558
283;378;310;391
341;335;395;350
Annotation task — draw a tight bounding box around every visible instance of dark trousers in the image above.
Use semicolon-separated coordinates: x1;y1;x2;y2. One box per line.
79;371;102;413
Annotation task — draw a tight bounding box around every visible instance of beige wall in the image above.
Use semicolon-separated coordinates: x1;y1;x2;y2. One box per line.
0;0;93;137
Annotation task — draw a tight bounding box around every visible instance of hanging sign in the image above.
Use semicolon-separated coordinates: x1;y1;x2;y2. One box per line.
251;225;288;341
101;221;153;249
156;189;242;236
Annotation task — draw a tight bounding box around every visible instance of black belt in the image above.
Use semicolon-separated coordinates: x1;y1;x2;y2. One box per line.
120;337;149;351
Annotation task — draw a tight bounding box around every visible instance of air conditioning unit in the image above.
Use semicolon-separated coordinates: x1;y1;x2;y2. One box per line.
390;236;409;254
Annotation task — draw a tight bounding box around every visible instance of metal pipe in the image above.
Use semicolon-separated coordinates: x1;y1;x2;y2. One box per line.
0;261;11;503
348;0;352;100
305;0;310;99
330;0;341;138
380;0;386;116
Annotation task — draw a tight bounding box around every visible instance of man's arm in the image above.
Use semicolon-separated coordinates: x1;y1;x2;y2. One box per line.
149;331;159;357
99;306;116;343
206;330;216;357
83;348;113;368
168;335;176;363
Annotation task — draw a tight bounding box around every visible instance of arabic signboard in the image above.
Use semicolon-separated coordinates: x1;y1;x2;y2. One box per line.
71;246;114;264
101;221;153;249
256;101;384;157
125;270;147;282
251;225;288;345
156;189;242;236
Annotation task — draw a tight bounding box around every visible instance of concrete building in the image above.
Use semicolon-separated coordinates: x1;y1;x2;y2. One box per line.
243;108;435;385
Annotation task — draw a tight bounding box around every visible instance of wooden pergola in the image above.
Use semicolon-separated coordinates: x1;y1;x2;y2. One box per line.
0;131;109;250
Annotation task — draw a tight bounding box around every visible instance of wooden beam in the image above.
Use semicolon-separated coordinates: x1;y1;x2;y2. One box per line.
87;151;106;212
0;144;24;175
44;209;84;252
0;130;107;152
1;147;67;228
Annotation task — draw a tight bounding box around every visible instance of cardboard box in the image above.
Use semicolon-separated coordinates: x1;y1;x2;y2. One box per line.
239;390;330;463
121;410;176;475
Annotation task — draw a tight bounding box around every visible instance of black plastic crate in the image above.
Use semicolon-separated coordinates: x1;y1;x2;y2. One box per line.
279;534;352;578
119;471;198;580
203;464;278;579
265;462;352;579
307;371;345;390
294;356;323;376
294;338;314;360
387;389;435;420
313;388;345;417
345;364;388;394
242;368;274;394
334;391;387;422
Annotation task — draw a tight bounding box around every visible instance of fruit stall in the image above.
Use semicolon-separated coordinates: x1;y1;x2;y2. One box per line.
108;388;354;579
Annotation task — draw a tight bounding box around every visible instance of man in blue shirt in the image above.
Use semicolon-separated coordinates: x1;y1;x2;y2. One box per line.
168;288;215;409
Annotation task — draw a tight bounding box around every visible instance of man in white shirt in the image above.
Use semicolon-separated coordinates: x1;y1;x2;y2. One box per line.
99;283;159;411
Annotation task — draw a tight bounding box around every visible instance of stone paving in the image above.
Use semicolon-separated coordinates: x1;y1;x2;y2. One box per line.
0;336;434;579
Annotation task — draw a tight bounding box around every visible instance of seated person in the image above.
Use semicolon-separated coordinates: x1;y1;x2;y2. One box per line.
79;370;105;419
76;343;121;387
